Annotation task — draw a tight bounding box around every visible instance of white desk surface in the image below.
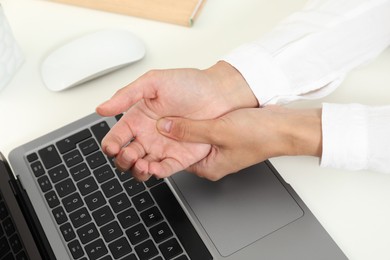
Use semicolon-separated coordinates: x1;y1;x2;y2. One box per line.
1;0;390;259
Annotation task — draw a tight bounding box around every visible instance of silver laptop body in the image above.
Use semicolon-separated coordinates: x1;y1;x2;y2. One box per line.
7;112;347;260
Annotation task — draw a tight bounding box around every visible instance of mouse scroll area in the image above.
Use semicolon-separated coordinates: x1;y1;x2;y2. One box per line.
41;30;146;91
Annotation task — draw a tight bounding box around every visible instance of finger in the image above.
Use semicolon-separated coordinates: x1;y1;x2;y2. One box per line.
131;158;152;182
96;71;160;116
114;141;146;172
101;116;135;156
148;157;185;179
131;154;159;182
157;117;217;144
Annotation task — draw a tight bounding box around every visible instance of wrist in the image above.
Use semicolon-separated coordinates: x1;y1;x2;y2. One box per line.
287;108;323;158
205;61;259;110
270;107;322;158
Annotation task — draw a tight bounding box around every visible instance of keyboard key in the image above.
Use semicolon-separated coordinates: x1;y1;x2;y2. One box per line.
85;238;108;260
63;150;83;168
3;217;15;236
91;121;110;145
117;208;140;229
101;179;123;198
100;221;123;243
55;178;76;198
9;233;22;253
62;192;84;213
44;190;60;208
68;239;85;259
107;157;116;168
79;138;99;156
30;161;45;177
3;253;13;259
77;176;98;196
85;191;106;211
132;192;154;212
0;224;3;237
92;206;114;227
37;175;52;193
123;178;145;197
60;222;76;242
121;254;137;260
77;222;99;244
57;129;92;154
109;193;131;213
52;206;68;225
70;163;91;182
135;239;158;260
93;165;114;183
100;256;113;260
150;183;212;260
149;222;173;244
16;251;28;260
145;176;163;188
86;151;106;169
0;201;8;220
108;237;132;259
126;223;149;245
38;145;62;169
116;169;132;182
115;114;123;121
48;164;69;183
27;152;38;162
0;236;10;256
159;238;183;260
140;206;163;227
69;207;92;228
175;255;189;260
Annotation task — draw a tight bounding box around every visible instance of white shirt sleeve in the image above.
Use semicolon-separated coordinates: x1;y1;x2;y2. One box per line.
223;0;390;173
321;103;390;173
223;0;390;105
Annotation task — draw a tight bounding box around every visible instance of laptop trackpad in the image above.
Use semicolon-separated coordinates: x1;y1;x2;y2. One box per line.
170;162;304;257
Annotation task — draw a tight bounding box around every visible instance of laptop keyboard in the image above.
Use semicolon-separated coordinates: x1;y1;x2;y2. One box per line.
26;118;212;260
0;191;28;260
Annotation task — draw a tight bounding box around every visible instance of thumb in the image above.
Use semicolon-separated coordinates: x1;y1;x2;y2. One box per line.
157;117;215;144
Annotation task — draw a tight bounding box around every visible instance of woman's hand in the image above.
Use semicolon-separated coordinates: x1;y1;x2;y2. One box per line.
157;106;322;181
96;61;258;181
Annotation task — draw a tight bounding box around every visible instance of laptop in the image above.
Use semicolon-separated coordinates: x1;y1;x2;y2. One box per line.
1;112;347;260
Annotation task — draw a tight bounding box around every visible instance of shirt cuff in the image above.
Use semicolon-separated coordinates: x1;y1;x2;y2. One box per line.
321;103;368;171
222;43;292;106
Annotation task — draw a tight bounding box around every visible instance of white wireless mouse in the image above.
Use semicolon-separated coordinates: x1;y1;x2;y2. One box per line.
41;29;146;91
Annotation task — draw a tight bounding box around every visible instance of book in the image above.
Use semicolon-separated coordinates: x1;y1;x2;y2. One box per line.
49;0;207;27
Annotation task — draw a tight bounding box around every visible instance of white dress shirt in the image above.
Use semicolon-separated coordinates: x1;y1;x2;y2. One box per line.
223;0;390;173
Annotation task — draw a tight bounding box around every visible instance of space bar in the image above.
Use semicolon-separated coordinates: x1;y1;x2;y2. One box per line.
150;182;213;260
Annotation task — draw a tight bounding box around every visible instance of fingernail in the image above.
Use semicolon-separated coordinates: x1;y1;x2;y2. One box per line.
157;118;172;133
